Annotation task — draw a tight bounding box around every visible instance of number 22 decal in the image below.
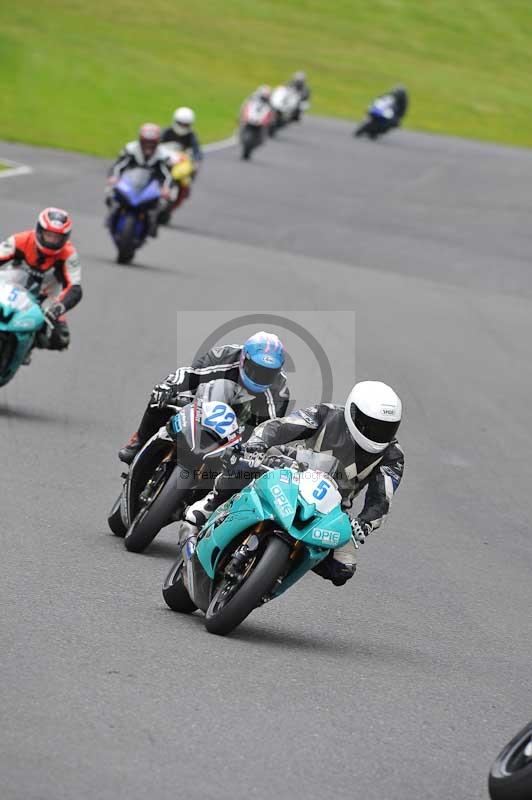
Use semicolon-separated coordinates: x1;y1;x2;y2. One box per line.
203;404;236;435
313;479;330;501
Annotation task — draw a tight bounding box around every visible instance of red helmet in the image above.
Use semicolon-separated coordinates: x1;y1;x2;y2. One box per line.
35;208;72;255
139;123;161;158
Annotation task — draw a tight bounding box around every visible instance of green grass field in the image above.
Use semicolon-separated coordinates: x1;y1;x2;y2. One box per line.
1;0;531;155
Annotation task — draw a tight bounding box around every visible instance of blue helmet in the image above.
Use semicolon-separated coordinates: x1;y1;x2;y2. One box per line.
239;331;285;394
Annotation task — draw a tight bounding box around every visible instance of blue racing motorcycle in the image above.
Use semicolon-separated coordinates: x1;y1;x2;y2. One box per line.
162;449;353;636
108;167;162;264
0;268;46;386
354;97;398;140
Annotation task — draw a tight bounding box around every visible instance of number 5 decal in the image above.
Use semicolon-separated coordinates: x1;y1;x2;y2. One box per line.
313;480;329;501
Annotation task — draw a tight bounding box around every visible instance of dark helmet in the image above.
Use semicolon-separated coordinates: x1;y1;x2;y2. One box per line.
292;71;306;90
391;85;407;100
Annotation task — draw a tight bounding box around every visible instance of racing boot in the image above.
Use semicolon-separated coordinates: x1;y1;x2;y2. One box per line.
312;540;357;586
178;492;217;548
118;431;141;464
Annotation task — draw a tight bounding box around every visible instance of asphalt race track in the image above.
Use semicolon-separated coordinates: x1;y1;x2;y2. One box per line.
1;118;531;800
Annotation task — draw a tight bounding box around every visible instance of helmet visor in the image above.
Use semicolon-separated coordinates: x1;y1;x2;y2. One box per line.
36;224;68;251
242;353;281;387
351;406;400;444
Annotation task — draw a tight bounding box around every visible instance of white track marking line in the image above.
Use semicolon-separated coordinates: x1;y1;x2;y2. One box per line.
203;134;237;153
0;132;235;179
0;157;33;179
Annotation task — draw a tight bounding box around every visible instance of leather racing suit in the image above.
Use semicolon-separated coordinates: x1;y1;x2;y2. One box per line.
202;403;404;585
122;344;290;462
0;230;82;350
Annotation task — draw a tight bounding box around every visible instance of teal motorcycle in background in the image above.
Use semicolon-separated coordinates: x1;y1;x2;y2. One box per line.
0;268;46;387
163;449;354;636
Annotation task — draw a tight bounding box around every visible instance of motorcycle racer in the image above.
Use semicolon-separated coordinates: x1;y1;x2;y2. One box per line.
287;71;311;103
106;124;174;234
370;85;408;127
0;208;82;352
184;381;404;586
161;108;203;210
119;332;290;464
161;108;203;162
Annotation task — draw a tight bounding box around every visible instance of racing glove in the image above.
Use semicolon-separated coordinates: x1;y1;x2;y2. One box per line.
44;302;65;326
350;517;372;544
243;440;268;468
150;382;177;409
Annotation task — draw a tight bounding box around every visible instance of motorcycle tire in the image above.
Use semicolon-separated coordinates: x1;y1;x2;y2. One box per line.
205;536;290;636
489;722;532;800
124;464;192;553
354;120;372;138
116;215;136;264
108;492;127;537
162;555;197;614
240;128;256;160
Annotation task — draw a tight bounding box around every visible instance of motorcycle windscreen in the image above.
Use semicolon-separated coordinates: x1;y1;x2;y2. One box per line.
294;448;339;478
116;168;160;205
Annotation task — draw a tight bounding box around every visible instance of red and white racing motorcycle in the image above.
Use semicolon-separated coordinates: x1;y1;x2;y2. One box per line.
239;98;274;160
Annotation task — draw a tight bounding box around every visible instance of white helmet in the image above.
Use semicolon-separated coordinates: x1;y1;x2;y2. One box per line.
173;107;195;134
345;381;402;454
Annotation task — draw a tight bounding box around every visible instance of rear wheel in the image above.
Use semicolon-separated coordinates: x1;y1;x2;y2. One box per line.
116;215;136;264
205;536;290;636
108;493;126;537
124;464;192;553
162;556;197;613
489;722;532;800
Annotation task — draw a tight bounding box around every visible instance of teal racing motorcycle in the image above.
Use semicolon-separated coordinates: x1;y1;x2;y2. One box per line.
163;449;353;636
0;268;46;386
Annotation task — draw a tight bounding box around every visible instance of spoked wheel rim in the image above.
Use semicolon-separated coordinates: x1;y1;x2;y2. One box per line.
208;551;260;616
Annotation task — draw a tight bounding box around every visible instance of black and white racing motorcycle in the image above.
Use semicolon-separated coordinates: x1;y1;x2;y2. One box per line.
107;397;241;553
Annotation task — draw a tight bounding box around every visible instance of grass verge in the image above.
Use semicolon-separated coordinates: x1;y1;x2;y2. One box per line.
0;0;531;155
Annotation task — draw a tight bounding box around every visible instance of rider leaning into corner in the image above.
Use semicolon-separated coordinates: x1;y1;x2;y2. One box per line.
287;71;311;104
373;85;409;126
161;107;203;208
0;208;82;354
184;381;404;587
118;331;290;464
106;123;174;235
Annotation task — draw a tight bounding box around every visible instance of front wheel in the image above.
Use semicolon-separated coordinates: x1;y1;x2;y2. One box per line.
115;215;137;264
205;536;290;636
354;119;372;138
162;556;197;613
124;464;192;553
489;722;532;800
240;127;258;160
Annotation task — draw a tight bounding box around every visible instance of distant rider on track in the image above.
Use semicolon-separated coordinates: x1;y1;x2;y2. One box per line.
184;381;404;587
161;107;203;208
0;207;82;353
118;331;290;464
106;123;174;235
287;71;311;114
